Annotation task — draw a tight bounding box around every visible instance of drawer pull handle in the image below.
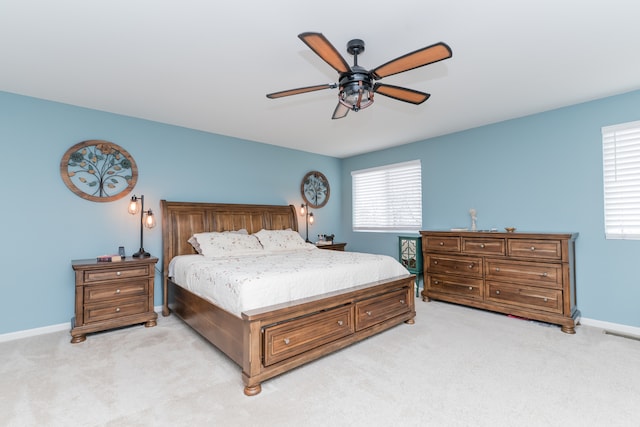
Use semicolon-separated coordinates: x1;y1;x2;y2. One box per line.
544;298;548;302
495;267;501;272
434;280;439;285
495;290;501;295
116;271;122;276
541;272;548;277
399;299;405;305
480;244;485;248
468;263;474;269
283;338;290;345
530;246;536;251
115;307;121;312
468;286;473;290
439;241;444;246
433;260;439;265
337;320;344;326
115;289;121;294
366;311;372;316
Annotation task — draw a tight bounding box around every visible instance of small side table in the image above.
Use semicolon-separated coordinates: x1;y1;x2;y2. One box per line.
316;242;347;251
398;236;423;296
70;256;158;343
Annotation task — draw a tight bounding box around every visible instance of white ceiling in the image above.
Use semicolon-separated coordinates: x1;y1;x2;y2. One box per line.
2;1;640;158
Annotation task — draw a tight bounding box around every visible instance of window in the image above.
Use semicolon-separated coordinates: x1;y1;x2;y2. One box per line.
602;120;640;239
352;160;422;232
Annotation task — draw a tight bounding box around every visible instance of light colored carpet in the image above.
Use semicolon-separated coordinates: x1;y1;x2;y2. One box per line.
2;300;639;427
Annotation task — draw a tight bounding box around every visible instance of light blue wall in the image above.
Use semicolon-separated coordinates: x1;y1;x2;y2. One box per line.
0;91;341;334
341;89;640;328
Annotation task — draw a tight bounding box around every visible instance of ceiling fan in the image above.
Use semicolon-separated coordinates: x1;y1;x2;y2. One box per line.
266;32;453;119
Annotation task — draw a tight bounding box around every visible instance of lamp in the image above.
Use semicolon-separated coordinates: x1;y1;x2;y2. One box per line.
299;203;315;243
337;40;374;113
128;194;156;257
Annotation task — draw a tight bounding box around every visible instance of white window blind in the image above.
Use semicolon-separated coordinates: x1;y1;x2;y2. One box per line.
352;160;422;232
602;120;640;239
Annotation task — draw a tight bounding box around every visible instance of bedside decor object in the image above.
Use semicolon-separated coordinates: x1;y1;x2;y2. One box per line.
60;140;138;202
299;203;315;242
70;256;158;343
505;227;516;233
301;171;330;208
128;195;156;257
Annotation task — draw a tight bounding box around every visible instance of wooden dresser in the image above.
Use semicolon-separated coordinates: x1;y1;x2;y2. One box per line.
420;231;579;333
70;256;158;343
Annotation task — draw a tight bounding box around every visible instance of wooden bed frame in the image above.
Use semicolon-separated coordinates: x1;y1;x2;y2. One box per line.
161;200;416;396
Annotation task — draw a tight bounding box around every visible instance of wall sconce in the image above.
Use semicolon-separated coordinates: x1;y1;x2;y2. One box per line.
299;203;315;243
128;194;156;257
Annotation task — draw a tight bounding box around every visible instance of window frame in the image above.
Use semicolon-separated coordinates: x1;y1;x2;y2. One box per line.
351;159;423;233
602;119;640;239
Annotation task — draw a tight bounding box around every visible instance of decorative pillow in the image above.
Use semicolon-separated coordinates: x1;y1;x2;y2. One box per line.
253;229;309;251
190;230;260;257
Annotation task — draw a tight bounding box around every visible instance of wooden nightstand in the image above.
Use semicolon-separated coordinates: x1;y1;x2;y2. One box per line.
70;256;158;343
316;242;347;251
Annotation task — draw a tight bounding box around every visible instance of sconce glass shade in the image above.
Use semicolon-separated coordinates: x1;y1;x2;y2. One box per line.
300;204;306;216
309;212;314;225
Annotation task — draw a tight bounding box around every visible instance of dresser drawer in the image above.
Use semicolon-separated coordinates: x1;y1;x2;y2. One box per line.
485;259;562;288
423;236;461;253
84;297;149;323
427;255;483;277
84;281;148;303
355;288;412;331
507;239;562;260
263;305;354;366
462;237;505;255
485;281;563;313
83;265;150;283
427;275;483;300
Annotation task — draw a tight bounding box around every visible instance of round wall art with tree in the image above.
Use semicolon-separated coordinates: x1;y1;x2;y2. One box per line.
60;140;138;202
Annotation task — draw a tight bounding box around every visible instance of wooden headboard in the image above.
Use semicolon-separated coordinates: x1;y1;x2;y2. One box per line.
160;200;298;283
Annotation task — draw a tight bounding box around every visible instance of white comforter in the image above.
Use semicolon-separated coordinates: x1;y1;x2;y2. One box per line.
169;247;410;317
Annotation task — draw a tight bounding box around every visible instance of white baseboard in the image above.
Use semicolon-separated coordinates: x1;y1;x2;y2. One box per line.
2;309;638;343
579;317;640;337
0;305;165;343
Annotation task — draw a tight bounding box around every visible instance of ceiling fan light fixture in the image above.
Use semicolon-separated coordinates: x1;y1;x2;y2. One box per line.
339;79;373;112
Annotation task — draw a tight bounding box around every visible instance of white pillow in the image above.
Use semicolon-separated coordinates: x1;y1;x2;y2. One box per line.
254;229;309;251
188;229;248;254
191;231;262;257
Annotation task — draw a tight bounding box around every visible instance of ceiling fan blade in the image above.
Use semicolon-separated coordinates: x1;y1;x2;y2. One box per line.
332;102;350;119
298;32;351;74
373;83;431;105
266;84;335;99
371;42;452;80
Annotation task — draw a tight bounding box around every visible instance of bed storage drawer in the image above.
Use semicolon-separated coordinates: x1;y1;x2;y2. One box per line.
263;305;354;366
355;288;412;331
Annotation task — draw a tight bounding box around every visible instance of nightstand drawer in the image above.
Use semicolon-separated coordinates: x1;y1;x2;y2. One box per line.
84;281;148;303
84;265;150;282
84;297;149;323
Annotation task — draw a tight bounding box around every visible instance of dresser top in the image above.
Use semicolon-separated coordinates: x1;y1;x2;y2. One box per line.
420;230;578;240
